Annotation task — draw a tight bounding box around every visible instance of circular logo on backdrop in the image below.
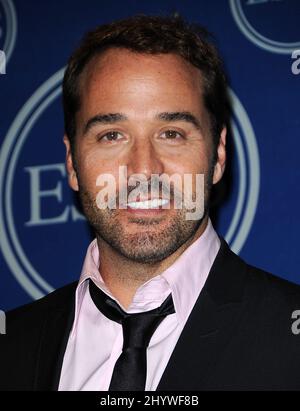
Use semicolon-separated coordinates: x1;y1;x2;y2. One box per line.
0;0;17;64
0;69;260;300
230;0;300;54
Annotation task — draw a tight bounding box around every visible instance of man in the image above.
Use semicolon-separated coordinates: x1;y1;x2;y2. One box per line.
1;15;300;391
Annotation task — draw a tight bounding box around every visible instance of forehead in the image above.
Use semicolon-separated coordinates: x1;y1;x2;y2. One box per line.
78;48;205;113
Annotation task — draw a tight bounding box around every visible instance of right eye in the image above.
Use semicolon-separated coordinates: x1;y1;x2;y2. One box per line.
98;131;124;142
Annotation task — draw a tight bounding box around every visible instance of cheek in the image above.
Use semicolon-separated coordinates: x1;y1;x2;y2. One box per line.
77;156;125;200
76;155;102;194
76;146;112;184
78;169;99;195
168;148;210;177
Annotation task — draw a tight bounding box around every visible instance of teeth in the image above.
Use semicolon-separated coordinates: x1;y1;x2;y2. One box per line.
127;199;169;209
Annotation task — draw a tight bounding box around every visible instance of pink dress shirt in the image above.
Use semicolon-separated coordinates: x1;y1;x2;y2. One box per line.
58;218;220;391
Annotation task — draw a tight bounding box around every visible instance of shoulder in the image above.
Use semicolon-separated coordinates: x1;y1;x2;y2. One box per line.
219;237;300;305
0;282;78;390
4;281;78;332
247;262;300;294
228;244;300;316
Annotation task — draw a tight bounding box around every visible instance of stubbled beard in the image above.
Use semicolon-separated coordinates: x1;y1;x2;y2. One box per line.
77;169;214;264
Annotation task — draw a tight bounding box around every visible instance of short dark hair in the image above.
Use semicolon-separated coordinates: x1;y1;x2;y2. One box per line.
62;14;230;156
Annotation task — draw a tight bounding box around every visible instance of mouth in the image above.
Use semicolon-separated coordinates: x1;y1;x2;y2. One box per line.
126;198;170;209
123;198;171;216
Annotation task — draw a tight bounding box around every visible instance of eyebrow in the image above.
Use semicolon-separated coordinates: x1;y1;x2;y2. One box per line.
83;111;202;135
157;112;202;132
83;113;127;134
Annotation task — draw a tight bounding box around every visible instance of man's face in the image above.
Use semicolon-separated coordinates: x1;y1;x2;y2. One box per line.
64;48;226;263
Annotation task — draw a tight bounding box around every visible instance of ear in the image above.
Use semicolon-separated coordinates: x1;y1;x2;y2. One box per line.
212;127;227;185
63;135;79;191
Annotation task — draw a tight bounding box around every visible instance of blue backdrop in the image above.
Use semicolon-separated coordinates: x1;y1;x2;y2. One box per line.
0;0;299;311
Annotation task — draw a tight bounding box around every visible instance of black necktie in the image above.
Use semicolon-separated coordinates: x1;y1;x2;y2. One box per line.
89;279;175;391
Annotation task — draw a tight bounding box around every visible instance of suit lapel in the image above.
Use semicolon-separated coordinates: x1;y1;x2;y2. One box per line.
157;238;247;390
34;289;76;391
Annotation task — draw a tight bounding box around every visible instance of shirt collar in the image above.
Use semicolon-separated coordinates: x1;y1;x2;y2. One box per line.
160;218;220;323
73;218;220;329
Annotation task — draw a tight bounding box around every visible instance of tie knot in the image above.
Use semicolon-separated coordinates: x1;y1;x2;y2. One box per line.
89;280;175;349
122;310;169;349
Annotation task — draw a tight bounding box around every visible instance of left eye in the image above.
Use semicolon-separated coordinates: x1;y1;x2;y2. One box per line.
161;130;184;139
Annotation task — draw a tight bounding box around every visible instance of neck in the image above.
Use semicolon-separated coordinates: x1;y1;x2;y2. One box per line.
97;216;209;309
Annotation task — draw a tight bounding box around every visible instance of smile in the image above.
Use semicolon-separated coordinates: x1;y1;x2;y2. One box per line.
126;199;170;209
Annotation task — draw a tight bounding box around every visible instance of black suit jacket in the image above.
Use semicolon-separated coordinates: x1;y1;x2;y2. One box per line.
1;238;300;391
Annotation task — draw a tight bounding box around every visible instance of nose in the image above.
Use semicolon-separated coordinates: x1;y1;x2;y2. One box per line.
126;138;165;179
